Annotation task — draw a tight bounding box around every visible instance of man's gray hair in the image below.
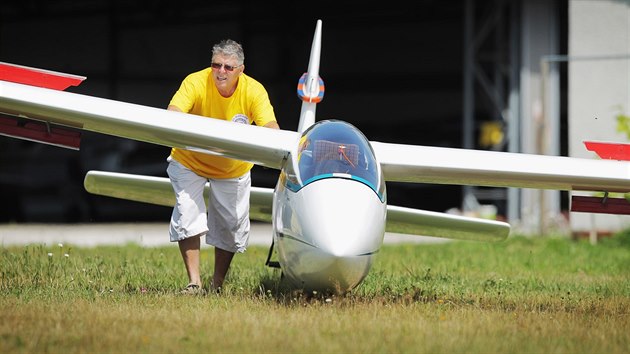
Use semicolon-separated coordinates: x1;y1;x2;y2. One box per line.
212;39;244;65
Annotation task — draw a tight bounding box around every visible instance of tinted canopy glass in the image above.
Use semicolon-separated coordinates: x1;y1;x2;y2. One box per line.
291;120;384;200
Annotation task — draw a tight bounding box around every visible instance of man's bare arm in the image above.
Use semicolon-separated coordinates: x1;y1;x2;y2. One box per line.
169;104;279;130
264;121;280;130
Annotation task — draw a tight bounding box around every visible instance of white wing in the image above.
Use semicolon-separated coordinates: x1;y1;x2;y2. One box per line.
5;68;629;195
371;141;630;193
385;205;508;242
0;80;299;170
84;171;274;223
84;171;508;241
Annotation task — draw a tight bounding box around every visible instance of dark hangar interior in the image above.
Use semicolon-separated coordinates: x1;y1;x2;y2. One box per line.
0;1;567;222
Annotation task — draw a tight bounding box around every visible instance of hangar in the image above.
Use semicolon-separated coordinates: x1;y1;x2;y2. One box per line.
1;0;628;236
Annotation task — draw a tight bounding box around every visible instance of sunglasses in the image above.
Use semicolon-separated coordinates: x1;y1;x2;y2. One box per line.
211;62;242;72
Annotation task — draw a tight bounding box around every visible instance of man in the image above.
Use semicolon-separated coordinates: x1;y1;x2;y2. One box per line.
166;39;280;294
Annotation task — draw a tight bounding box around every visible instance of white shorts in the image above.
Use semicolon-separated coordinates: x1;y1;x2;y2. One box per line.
166;158;251;253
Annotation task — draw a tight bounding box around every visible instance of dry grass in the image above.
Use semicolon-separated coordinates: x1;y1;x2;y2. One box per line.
1;232;629;353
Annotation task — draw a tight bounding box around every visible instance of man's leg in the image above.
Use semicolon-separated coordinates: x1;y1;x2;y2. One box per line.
212;247;235;290
178;234;203;286
167;158;209;291
206;172;250;291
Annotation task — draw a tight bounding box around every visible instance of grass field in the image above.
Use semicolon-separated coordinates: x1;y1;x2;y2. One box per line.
1;230;629;353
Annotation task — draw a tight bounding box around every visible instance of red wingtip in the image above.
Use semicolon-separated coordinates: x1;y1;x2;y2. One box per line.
0;61;85;90
584;140;630;161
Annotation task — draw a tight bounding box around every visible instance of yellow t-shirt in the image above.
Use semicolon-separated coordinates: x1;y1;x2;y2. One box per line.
168;67;277;178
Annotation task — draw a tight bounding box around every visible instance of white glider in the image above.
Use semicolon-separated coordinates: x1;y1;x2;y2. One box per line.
2;20;630;293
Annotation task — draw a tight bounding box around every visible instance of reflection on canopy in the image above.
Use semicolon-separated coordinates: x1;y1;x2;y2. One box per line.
285;120;384;201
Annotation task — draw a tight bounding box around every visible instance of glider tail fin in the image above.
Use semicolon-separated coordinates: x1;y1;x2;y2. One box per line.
296;19;324;133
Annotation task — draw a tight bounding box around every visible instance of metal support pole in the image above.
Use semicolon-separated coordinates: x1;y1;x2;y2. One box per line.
462;0;475;212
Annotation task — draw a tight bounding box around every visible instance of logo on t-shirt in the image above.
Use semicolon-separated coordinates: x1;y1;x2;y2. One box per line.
232;114;249;125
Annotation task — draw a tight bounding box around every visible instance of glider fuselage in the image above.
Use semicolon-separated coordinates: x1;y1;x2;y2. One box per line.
272;119;387;293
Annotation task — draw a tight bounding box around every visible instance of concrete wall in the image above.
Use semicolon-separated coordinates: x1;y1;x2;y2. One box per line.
569;0;630;234
517;0;563;235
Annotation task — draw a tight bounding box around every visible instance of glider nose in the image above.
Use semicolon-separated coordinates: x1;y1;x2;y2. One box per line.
300;178;386;256
284;178;386;293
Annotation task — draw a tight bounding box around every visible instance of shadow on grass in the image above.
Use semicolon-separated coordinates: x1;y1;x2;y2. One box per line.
253;271;346;305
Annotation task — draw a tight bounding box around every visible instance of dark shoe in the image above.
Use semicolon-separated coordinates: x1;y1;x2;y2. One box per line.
179;283;205;295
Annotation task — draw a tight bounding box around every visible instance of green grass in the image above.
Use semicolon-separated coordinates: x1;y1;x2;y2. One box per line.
1;232;629;353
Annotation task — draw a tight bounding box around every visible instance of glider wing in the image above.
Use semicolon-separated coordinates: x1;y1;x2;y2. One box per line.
371;141;630;193
0;79;298;170
84;170;508;241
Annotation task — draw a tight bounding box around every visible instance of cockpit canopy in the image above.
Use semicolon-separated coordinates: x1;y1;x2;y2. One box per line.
284;120;385;201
